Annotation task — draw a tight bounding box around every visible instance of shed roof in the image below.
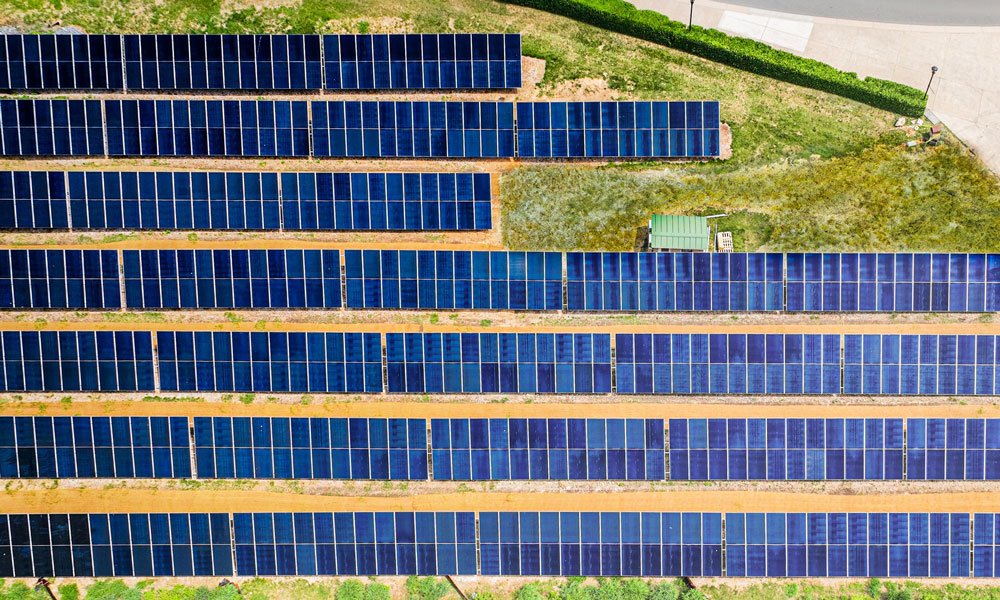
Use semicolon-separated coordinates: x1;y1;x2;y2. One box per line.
648;215;710;251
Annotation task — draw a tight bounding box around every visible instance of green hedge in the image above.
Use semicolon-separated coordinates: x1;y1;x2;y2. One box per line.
501;0;927;116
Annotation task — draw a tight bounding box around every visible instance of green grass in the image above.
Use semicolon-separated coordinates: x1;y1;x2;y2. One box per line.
501;141;1000;251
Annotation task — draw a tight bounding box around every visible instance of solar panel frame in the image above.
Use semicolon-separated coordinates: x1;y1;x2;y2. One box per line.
0;99;104;156
0;34;124;91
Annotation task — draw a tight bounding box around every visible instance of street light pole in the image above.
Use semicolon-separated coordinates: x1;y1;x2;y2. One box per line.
924;65;938;99
688;0;695;30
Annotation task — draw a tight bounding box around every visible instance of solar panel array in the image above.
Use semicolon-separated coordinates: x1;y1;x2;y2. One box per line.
0;171;492;231
668;419;904;481
843;334;1000;396
0;513;233;577
568;252;784;311
345;250;562;310
430;418;664;481
0;331;154;392
0;416;190;479
324;34;521;90
233;512;477;576
193;417;427;480
0;249;120;309
615;334;842;395
516;102;721;158
479;512;723;576
0;100;723;158
385;333;613;394
122;250;342;309
8;511;1000;578
725;513;970;578
0;33;521;91
907;418;1000;480
155;331;383;393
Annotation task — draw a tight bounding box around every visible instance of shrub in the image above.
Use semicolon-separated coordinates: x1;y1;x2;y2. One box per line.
500;0;926;116
514;583;545;600
622;580;650;600
58;585;81;600
338;581;366;600
405;577;451;600
650;582;680;600
364;582;392;600
84;580;141;600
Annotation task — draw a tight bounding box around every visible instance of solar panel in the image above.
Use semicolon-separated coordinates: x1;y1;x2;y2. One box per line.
0;99;104;156
193;417;427;480
0;249;120;309
906;418;1000;480
385;333;612;394
0;513;232;577
0;416;190;479
479;511;722;577
0;171;68;229
725;513;969;578
615;333;841;395
323;34;520;90
104;100;310;157
123;34;322;90
668;418;903;481
0;34;124;90
515;101;721;158
0;331;154;392
156;331;382;394
311;101;516;158
430;418;663;481
122;249;342;309
345;250;561;310
233;512;477;576
280;172;492;230
567;252;782;311
0;170;490;231
974;513;1000;577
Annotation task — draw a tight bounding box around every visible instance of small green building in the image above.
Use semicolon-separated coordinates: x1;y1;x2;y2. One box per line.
648;215;710;252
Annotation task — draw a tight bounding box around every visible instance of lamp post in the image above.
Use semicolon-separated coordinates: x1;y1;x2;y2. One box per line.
924;65;938;99
688;0;695;30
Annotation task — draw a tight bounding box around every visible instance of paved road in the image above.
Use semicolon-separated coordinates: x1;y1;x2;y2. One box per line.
719;0;1000;25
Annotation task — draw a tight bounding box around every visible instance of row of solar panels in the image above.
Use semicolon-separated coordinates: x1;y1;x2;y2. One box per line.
5;331;1000;395
6;416;1000;481
7;249;1000;313
0;171;493;231
5;511;1000;578
0;100;722;158
0;34;521;91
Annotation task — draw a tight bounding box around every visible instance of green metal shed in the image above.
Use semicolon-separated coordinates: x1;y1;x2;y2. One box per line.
648;215;710;251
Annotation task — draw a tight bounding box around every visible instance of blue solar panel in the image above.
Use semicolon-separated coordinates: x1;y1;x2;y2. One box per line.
0;331;153;392
0;34;124;90
0;99;104;156
156;331;382;394
193;417;426;480
122;249;341;309
567;252;782;311
726;513;969;578
3;170;488;231
479;511;722;577
668;418;903;481
280;172;491;230
0;416;190;479
104;100;311;157
385;333;612;394
311;100;516;158
0;513;232;577
323;34;520;90
123;34;322;90
430;418;663;481
0;249;120;309
843;334;998;395
615;333;841;395
233;512;476;576
516;101;721;158
345;250;561;310
906;418;1000;480
0;171;68;229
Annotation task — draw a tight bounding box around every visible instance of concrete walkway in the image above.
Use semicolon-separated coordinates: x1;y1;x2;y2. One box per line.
631;0;1000;174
